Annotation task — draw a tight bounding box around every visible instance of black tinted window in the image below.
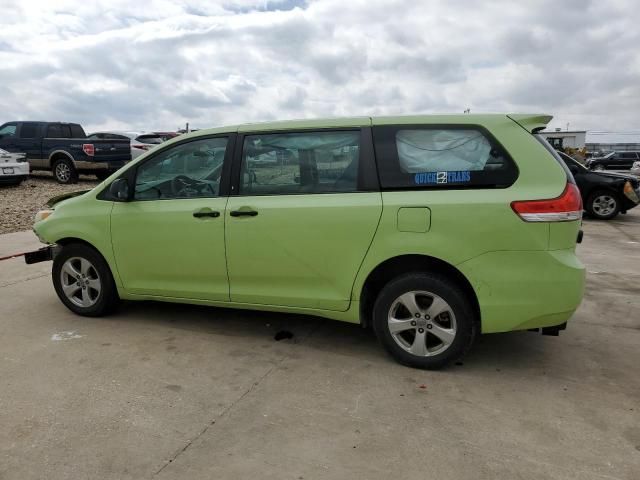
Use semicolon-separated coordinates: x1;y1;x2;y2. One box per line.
70;124;85;138
47;124;62;137
374;125;517;189
239;131;360;195
19;124;38;138
60;125;72;138
619;152;638;159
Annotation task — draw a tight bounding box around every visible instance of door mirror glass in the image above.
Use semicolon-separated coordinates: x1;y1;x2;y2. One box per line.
109;178;130;201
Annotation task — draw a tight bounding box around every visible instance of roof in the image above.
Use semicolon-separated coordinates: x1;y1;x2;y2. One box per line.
181;113;552;140
586;132;640;144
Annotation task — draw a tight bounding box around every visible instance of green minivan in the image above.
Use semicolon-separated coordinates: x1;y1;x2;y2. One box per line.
29;114;585;369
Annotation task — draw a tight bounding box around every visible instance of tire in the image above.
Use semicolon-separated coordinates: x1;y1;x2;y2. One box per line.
586;190;620;220
372;273;476;370
52;158;78;184
95;171;111;181
592;163;605;171
52;243;119;317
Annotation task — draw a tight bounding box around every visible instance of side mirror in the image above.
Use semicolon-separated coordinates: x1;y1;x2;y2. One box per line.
109;178;130;201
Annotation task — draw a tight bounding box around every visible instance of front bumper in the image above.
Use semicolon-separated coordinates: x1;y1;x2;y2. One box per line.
24;245;58;264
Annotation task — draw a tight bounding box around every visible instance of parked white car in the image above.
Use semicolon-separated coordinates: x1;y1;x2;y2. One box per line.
0;148;29;185
86;131;167;160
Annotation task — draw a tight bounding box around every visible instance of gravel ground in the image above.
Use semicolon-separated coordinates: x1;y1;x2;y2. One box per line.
0;172;99;234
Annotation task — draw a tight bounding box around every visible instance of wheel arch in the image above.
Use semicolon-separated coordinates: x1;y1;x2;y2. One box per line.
359;254;480;329
48;150;75;168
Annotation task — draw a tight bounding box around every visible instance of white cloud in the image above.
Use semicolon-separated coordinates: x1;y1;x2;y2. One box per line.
0;0;638;132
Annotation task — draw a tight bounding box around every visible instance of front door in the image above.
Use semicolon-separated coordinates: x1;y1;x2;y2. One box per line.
225;129;382;311
111;136;232;301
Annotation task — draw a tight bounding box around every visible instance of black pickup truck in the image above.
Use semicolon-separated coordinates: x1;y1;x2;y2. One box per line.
0;121;131;183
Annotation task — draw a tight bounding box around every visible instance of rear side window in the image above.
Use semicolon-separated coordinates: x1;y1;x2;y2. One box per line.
19;124;38;138
70;124;85;138
239;130;360;195
47;124;62;137
373;125;517;189
60;125;72;138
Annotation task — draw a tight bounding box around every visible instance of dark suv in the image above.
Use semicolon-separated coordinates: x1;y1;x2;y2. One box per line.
587;151;640;171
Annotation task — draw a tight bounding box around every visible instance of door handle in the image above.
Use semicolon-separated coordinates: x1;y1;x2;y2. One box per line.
193;210;220;218
230;210;258;217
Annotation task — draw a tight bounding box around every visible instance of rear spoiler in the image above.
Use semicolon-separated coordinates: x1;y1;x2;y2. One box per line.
507;114;553;133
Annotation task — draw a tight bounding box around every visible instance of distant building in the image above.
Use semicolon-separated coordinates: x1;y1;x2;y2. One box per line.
584;132;640;154
539;129;586;150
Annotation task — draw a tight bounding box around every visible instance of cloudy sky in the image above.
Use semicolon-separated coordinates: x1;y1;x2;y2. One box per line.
1;0;638;133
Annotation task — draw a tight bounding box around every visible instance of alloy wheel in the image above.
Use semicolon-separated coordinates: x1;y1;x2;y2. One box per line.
59;257;102;308
387;290;457;357
55;162;71;182
592;195;617;217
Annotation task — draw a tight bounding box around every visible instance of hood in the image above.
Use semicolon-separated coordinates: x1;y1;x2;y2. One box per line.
595;171;640;185
46;189;90;207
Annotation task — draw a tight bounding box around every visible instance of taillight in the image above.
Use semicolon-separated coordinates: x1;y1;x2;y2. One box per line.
82;144;95;156
132;144;150;150
511;183;582;222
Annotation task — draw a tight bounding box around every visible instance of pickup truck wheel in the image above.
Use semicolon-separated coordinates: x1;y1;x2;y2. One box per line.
52;158;77;184
52;243;119;317
372;273;476;370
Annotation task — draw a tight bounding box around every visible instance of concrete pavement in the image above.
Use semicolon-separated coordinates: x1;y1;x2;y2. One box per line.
0;214;638;479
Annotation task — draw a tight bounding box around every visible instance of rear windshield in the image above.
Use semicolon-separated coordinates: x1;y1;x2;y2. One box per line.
136;135;164;144
373;125;518;189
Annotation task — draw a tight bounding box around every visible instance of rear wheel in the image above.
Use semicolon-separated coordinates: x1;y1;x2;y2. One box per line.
52;158;77;184
52;243;119;316
372;273;476;369
587;190;619;220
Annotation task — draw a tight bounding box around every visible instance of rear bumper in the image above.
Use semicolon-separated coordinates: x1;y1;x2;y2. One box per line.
458;248;585;333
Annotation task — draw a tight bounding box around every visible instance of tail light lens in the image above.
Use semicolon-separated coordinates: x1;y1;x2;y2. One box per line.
82;144;95;156
132;144;150;150
511;183;582;222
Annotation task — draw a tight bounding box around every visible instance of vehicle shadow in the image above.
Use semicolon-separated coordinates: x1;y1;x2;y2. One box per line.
105;300;549;371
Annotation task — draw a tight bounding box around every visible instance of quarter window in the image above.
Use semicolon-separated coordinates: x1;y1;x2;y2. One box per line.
374;126;517;189
239;131;360;195
134;137;228;200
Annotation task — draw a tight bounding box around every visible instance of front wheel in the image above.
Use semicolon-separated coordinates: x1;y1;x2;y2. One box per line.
52;243;119;316
587;190;619;220
372;273;477;369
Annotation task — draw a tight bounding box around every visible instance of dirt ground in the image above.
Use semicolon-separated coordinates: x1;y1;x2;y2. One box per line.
0;173;99;234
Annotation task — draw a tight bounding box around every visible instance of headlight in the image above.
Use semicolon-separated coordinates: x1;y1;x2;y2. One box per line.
34;209;54;223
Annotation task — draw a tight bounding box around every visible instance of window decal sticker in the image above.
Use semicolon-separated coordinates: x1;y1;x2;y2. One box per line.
414;171;471;185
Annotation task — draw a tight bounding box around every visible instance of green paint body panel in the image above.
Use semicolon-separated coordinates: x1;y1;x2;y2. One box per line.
33;113;585;335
